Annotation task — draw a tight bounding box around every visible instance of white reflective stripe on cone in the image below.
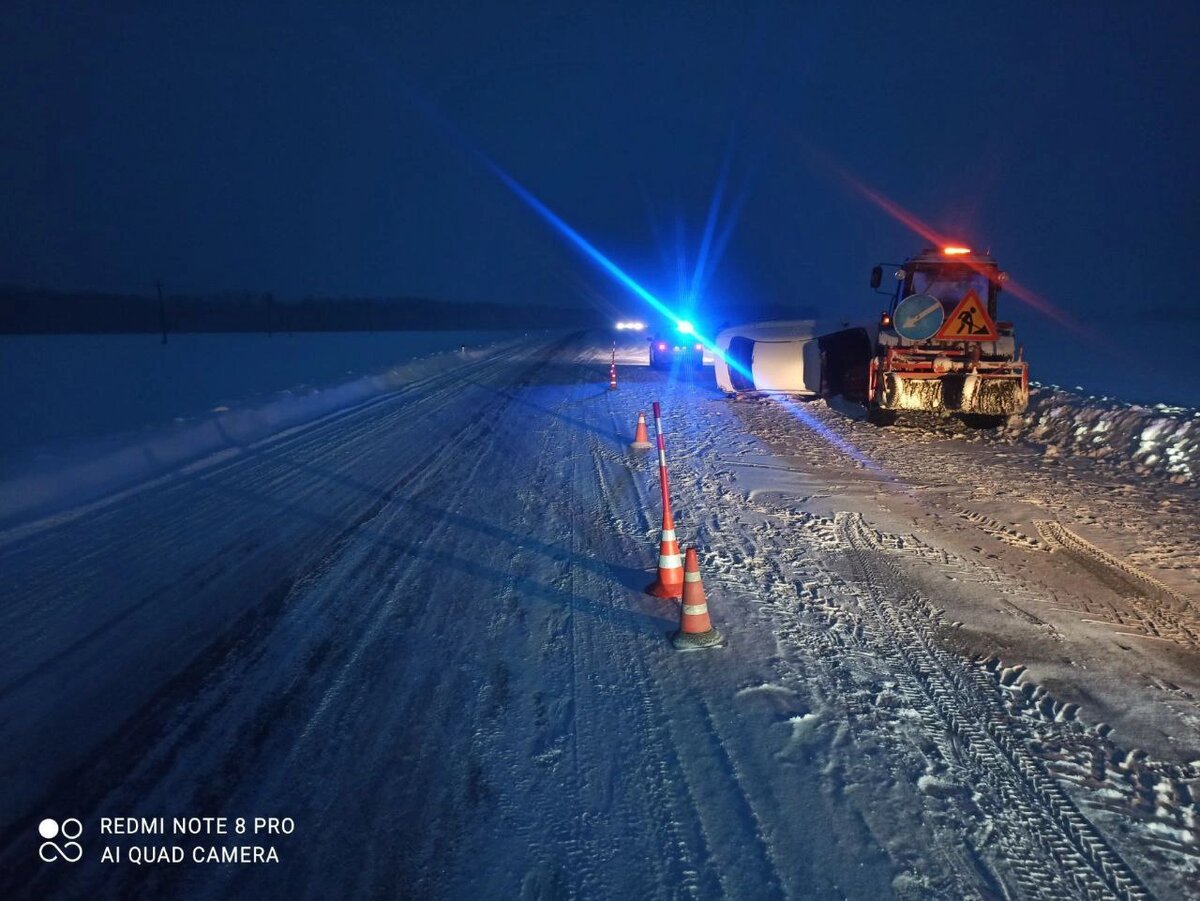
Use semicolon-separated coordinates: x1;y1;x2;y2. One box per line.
658;555;682;569
660;529;676;541
682;604;708;615
683;571;701;582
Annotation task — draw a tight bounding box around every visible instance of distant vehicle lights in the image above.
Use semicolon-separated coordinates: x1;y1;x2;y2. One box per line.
648;329;704;369
942;246;972;256
615;320;646;331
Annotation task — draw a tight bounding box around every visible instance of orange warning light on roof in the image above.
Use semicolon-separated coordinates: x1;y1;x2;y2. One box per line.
942;246;972;256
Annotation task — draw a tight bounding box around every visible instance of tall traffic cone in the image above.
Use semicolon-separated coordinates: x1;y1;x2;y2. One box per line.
646;402;683;598
630;412;652;449
646;505;684;598
671;548;723;650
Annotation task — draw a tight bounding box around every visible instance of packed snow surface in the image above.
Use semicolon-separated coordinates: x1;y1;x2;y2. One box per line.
0;333;1197;899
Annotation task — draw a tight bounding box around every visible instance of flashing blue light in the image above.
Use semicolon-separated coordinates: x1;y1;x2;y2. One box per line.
473;159;883;475
325;24;892;483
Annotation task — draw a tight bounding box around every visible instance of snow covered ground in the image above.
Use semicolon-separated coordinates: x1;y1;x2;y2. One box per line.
1008;387;1197;485
0;332;1197;899
0;330;524;462
0;331;533;526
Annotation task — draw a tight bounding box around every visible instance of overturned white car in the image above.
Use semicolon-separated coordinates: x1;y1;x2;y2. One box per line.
713;319;877;400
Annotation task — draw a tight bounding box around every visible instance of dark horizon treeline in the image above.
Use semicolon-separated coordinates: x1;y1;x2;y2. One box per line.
0;286;609;335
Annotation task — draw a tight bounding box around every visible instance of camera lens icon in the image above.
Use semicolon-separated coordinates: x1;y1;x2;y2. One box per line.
38;818;83;863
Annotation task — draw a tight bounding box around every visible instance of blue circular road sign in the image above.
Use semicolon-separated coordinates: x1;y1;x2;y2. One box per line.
893;293;945;341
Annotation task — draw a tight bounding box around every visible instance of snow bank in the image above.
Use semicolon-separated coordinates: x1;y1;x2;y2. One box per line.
1002;386;1198;485
0;335;528;528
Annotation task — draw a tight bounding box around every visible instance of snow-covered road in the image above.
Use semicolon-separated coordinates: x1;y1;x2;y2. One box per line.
1;333;1197;899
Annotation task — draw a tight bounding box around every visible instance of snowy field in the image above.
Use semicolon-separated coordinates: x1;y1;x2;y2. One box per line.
0;331;534;525
0;332;1197;899
0;331;523;462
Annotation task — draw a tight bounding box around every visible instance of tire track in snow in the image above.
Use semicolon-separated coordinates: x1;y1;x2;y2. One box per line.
1034;521;1200;650
837;512;1151;900
594;368;871;899
576;426;716;899
648;391;1180;897
0;340;538;690
183;341;586;900
0;338;575;897
524;356;709;898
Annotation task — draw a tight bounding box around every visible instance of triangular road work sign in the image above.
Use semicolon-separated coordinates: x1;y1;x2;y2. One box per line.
935;290;997;341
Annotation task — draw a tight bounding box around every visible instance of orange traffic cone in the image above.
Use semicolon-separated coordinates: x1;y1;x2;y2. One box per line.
671;548;723;650
646;400;682;598
630;412;652;449
646;505;684;598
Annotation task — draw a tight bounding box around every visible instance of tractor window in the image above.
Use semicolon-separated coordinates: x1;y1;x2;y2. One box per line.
909;267;990;314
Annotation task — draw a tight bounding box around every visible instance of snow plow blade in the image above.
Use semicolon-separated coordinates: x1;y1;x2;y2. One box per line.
878;372;1029;415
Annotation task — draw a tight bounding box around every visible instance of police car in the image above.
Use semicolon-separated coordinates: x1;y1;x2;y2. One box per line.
648;320;705;370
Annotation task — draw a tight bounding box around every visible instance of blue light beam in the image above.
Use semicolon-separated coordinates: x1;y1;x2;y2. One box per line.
327;19;883;474
476;158;680;327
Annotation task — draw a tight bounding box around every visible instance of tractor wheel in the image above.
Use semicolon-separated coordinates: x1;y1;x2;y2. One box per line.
867;405;897;427
961;413;1006;429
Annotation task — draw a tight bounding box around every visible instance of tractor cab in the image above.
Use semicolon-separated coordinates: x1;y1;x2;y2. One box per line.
872;246;1008;331
865;246;1027;426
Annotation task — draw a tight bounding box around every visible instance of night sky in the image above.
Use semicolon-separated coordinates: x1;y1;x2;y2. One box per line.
3;2;1197;331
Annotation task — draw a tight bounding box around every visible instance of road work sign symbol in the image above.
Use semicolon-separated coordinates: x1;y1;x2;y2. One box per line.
935;290;997;341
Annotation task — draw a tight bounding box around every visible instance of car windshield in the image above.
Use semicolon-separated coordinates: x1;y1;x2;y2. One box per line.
909;266;990;312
